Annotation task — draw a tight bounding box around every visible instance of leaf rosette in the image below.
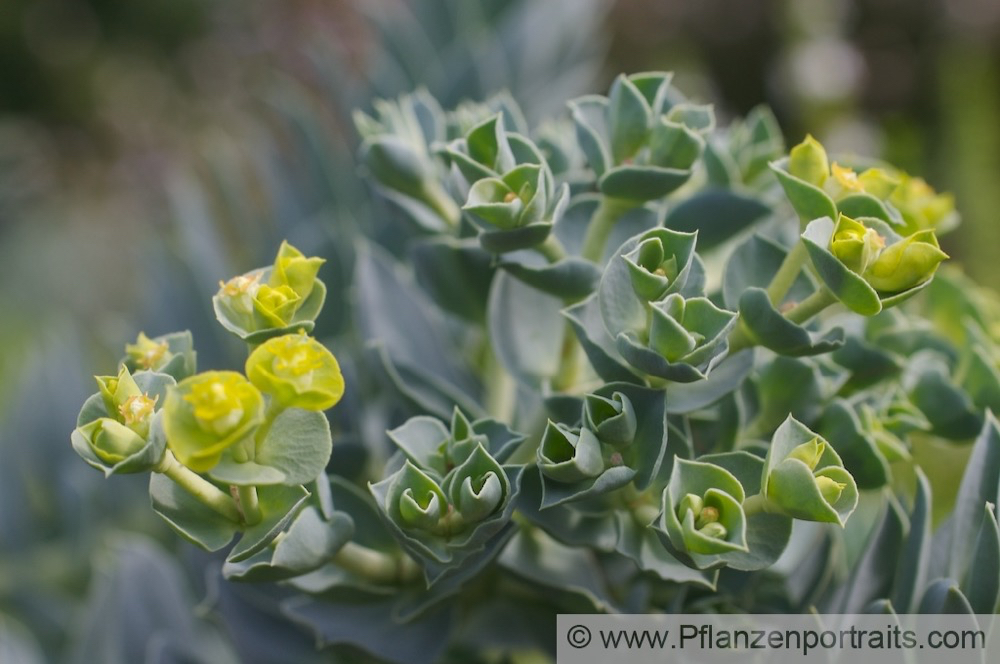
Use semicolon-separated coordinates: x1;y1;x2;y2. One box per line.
162;371;265;472
71;366;175;476
583;391;637;448
213;241;327;344
570;72;710;202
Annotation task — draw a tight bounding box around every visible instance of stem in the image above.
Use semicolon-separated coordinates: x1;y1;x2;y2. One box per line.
785;287;838;325
726;321;758;356
483;342;516;422
421;181;461;229
552;323;582;392
236;485;263;525
536;234;568;263
766;241;809;305
742;493;770;517
155;451;242;523
580;197;635;263
254;398;284;454
332;542;421;584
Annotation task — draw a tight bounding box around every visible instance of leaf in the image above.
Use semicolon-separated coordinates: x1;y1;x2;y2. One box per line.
959;503;1000;613
801;217;882;316
837;193;895;224
227;484;310;562
594;382;667;489
892;469;932;612
539;466;636;509
149;473;238;552
917;579;975;614
488;271;565;387
770;160;838;222
738;287;845;357
478;221;553;254
497;530;622;612
613;514;718;587
663;188;771;251
664;349;755;414
722;234;815;311
282;592;452;664
949;413;1000;579
370;343;486;421
570;96;611;178
817;399;890;489
827;496;906;613
563;294;642;384
608;74;651;163
411;236;495;323
598;165;692;202
500;255;601;301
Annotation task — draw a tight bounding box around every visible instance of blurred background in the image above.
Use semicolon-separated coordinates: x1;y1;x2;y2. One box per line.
1;0;998;660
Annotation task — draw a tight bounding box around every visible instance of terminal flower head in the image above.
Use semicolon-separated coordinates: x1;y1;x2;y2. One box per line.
245;332;345;411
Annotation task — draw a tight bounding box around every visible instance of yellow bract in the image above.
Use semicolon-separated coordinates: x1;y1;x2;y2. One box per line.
245;333;345;411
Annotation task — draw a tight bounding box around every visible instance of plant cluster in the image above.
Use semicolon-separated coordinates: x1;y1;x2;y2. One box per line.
73;73;1000;663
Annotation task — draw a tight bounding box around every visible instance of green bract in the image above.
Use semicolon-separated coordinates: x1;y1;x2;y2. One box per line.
760;417;859;525
162;371;265;472
658;458;749;568
71;367;175;476
537;421;604;483
122;330;196;380
863;230;949;293
245;332;344;411
213;241;327;343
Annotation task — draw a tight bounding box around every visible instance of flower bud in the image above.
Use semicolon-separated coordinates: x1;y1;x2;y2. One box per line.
825;162;864;198
269;241;325;303
862;230;948;292
830;214;885;274
79;417;149;465
698;521;728;540
95;366;142;417
646;294;738;366
890;175;955;234
785;437;826;471
252;284;302;329
695;505;720;529
857;168;900;199
624;236;679;301
245;333;344;411
162;371;265;472
787;135;829;187
456;471;503;523
815;475;847;505
677;493;704;521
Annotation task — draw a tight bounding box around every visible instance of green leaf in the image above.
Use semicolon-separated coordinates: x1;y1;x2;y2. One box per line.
837;193;894;224
227;484;310;562
570;96;611;178
892;469;932;612
149;473;238;552
960;503;1000;613
663;188;771;251
608;74;651;163
563;294;643;384
771;159;838;222
751;356;825;434
488;272;564;387
664;349;754;414
598;165;692;202
411;237;495;323
827;497;905;612
215;408;331;486
738;287;845;356
949;413;1000;579
817;399;891;489
593;382;666;489
802;217;882;316
387;416;450;473
917;579;975;614
478;221;553;254
539;465;636;509
909;355;983;440
613;513;718;587
500;255;601;301
722;234;815;311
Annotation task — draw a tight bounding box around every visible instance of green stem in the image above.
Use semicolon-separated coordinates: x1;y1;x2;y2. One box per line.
552;323;582;392
726;321;758;356
421;181;461;229
236;485;263;525
785;287;838;325
766;241;808;305
155;451;241;523
536;234;568;263
742;493;770;517
580;197;635;263
483;341;516;422
332;542;421;584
